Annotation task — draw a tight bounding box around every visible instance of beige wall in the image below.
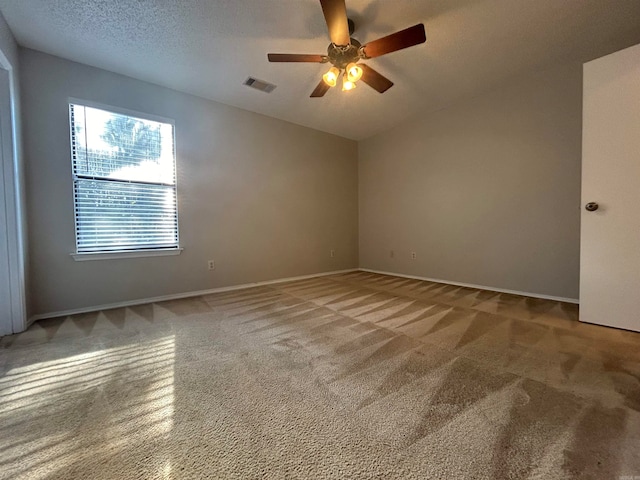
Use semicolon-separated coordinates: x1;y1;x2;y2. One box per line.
21;47;584;315
359;63;582;300
21;49;358;316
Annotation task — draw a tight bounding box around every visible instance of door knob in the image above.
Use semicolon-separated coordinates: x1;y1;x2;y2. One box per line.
585;202;599;212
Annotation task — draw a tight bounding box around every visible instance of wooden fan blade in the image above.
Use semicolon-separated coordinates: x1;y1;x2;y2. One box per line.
310;79;331;98
359;64;394;93
320;0;350;46
268;53;326;62
362;24;426;59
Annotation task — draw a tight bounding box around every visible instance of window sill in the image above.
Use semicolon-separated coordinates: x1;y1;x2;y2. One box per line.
71;248;183;262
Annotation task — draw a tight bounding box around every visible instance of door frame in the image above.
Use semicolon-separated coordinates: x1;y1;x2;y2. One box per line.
0;52;26;335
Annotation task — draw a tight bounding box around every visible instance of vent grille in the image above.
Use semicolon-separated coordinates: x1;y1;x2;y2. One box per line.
243;77;277;93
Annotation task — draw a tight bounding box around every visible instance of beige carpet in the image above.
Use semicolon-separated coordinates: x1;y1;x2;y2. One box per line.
1;271;639;479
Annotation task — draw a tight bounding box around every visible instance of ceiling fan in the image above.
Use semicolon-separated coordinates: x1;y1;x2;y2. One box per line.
267;0;426;97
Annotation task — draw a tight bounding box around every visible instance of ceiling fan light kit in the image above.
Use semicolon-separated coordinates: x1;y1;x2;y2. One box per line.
267;0;426;98
322;66;340;87
341;72;356;91
346;62;363;83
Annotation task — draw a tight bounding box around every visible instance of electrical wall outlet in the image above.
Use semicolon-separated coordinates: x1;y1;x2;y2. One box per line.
207;260;215;270
411;252;417;259
330;249;335;258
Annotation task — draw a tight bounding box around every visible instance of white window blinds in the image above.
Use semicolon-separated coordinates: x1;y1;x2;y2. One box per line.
69;103;179;253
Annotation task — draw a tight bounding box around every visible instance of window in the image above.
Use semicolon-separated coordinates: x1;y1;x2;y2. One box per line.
69;102;179;255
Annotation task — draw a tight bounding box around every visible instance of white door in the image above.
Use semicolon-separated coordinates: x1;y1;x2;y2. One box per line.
0;107;12;335
580;43;640;332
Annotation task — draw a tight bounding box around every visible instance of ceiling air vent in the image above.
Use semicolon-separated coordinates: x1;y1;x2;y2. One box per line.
243;77;277;93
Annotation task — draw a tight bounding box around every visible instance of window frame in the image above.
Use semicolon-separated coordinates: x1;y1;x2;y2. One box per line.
68;98;181;260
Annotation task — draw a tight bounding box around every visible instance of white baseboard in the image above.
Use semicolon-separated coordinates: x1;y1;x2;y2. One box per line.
28;268;359;323
358;268;579;304
28;266;578;325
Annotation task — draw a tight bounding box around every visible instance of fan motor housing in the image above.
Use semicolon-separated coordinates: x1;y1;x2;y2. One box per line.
326;38;362;69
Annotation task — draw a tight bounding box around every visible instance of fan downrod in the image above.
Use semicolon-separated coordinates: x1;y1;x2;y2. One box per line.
326;18;362;69
348;18;355;36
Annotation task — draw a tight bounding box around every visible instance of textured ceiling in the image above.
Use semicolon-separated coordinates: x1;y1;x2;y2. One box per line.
2;0;640;140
